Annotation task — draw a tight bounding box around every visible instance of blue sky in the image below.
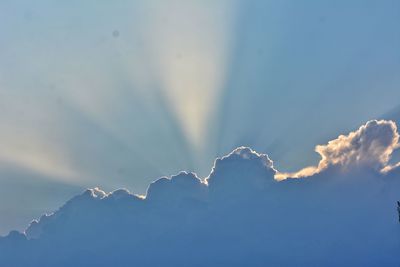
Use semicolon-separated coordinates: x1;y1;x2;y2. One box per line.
0;0;399;234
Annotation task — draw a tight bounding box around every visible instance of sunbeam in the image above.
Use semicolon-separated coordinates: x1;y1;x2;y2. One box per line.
136;1;237;152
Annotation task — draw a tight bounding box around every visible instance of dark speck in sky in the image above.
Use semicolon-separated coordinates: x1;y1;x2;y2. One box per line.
112;30;120;38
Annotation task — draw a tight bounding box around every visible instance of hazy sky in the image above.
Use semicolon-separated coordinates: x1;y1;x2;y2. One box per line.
0;0;399;234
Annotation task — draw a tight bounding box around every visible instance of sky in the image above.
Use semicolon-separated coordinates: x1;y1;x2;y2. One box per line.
0;0;400;235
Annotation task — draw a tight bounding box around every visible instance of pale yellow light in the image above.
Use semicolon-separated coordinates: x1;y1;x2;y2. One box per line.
141;0;237;151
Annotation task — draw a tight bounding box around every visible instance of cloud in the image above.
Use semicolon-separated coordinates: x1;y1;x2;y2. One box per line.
276;120;400;179
146;172;207;205
1;121;400;266
206;147;277;198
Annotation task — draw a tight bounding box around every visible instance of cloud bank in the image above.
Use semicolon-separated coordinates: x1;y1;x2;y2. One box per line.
1;120;400;267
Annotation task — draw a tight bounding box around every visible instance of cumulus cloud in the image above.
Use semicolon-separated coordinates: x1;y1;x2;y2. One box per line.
206;147;277;196
276;120;400;179
146;172;207;205
1;121;400;266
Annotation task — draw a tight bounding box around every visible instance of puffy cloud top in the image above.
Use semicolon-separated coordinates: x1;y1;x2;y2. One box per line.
317;120;398;170
217;146;274;168
277;120;400;179
146;172;207;204
206;147;276;196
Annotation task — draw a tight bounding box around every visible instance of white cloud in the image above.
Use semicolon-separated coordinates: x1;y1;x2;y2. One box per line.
276;120;400;179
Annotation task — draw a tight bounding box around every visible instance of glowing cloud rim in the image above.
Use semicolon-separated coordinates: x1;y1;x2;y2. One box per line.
275;120;400;180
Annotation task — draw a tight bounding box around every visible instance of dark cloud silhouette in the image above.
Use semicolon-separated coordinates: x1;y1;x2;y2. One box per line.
1;120;400;266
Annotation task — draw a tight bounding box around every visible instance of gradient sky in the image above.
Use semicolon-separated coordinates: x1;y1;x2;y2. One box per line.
0;0;399;234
